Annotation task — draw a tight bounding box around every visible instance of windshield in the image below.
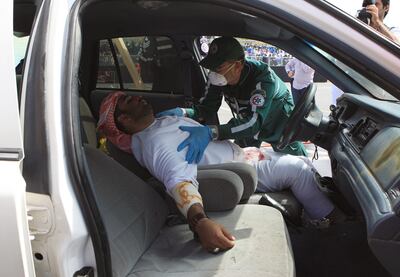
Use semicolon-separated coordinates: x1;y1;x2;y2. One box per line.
313;46;398;101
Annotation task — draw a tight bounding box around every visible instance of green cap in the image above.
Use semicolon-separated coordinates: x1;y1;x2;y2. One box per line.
199;37;244;71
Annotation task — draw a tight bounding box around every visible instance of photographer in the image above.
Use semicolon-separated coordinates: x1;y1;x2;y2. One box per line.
358;0;400;43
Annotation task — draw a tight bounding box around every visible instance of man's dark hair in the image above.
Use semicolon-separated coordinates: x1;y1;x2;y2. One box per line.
382;0;389;17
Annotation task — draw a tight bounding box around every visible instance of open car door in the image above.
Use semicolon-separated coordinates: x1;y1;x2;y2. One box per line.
0;0;35;276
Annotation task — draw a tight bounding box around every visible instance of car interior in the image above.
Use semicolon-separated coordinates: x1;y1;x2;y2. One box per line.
14;0;400;276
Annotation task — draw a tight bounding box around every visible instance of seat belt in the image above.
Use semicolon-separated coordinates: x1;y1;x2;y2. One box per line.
180;50;194;106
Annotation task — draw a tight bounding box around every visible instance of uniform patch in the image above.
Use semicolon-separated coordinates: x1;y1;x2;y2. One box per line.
250;94;265;107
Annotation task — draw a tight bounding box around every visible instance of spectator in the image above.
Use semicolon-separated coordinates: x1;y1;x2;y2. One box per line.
285;57;315;104
358;0;400;43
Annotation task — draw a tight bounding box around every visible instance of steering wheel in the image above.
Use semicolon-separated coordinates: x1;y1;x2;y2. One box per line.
276;83;317;150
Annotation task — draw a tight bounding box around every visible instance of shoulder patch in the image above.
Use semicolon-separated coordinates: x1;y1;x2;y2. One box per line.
250;94;265;107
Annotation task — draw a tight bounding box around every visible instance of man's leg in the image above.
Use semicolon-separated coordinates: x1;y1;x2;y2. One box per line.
254;152;334;220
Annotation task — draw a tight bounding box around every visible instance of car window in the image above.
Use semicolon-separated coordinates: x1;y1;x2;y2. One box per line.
312;45;398;101
196;37;333;120
14;36;29;70
96;36;183;94
197;36;292;67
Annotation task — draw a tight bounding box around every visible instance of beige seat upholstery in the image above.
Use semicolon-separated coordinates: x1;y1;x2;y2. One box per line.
84;146;295;277
131;205;294;277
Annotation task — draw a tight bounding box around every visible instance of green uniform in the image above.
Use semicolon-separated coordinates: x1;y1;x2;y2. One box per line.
187;59;307;156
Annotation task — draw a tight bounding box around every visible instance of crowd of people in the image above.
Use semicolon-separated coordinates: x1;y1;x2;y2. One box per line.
242;41;293;66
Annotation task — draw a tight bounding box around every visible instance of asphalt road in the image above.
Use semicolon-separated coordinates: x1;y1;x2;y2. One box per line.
217;81;336;176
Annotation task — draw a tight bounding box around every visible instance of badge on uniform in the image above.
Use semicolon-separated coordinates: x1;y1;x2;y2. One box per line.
250;93;265;108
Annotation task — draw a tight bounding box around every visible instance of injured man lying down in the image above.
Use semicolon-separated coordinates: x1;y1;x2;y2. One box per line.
97;91;345;253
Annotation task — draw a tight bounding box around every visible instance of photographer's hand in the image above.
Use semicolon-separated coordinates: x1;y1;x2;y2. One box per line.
366;4;381;29
366;4;400;44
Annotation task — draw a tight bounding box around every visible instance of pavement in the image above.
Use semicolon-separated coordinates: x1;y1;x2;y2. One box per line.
217;81;336;177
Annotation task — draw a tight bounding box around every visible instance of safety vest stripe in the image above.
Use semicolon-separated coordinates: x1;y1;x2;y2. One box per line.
157;44;173;50
199;80;211;104
231;112;258;133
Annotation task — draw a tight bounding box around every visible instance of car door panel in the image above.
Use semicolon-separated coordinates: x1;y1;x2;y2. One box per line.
0;0;35;276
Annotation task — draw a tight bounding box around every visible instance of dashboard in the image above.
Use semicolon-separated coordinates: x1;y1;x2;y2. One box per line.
329;93;400;275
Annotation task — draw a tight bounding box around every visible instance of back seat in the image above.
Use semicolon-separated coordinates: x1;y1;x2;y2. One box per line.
84;145;295;277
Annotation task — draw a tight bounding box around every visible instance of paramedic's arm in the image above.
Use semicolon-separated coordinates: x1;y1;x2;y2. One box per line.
170;181;235;252
185;83;223;120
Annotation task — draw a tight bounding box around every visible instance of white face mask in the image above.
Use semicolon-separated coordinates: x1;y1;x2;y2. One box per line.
208;63;236;86
208;71;228;86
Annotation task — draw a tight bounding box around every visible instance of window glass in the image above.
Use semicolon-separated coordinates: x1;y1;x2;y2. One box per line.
196;37;334;120
97;36;183;94
14;36;29;73
312;45;398;101
97;40;119;89
197;36;293;67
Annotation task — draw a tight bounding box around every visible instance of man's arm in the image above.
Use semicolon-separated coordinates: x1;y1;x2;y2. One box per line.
285;58;295;77
185;83;223;120
216;80;284;141
170;181;235;252
367;4;400;44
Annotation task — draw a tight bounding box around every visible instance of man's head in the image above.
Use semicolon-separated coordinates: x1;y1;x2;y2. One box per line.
113;94;154;134
199;37;245;85
363;0;390;18
97;92;154;151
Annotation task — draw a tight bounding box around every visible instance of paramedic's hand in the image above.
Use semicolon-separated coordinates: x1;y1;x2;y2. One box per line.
156;107;184;118
178;126;212;164
196;218;235;253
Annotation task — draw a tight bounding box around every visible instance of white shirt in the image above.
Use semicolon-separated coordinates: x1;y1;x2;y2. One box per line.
285;58;315;90
389;26;400;42
131;116;244;193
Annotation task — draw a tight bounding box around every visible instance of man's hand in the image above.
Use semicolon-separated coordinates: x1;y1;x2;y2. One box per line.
365;4;400;43
366;4;381;28
156;107;185;118
287;71;294;78
177;125;212;164
195;218;235;253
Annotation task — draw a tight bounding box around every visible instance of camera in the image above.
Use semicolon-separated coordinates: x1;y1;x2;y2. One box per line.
357;0;376;24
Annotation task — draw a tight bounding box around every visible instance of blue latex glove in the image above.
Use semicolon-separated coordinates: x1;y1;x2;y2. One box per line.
156;107;184;118
177;126;212;164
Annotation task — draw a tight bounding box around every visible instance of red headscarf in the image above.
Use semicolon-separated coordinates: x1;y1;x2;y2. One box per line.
97;91;132;153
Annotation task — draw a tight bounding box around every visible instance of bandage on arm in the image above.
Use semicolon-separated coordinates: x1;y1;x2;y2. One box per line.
170;181;203;218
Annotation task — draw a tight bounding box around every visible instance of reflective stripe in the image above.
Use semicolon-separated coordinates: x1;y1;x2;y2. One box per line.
234;99;240;114
156;37;170;42
256;82;261;90
199;80;211;104
254;131;260;140
157;44;173;50
231;112;258;133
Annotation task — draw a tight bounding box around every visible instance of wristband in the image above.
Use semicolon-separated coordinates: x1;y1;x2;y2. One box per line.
188;212;209;233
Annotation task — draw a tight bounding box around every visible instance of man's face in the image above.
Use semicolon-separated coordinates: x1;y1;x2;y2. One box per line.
116;95;153;126
215;60;243;85
374;0;389;19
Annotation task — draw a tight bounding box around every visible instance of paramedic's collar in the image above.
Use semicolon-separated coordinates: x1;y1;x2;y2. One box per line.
237;60;251;86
